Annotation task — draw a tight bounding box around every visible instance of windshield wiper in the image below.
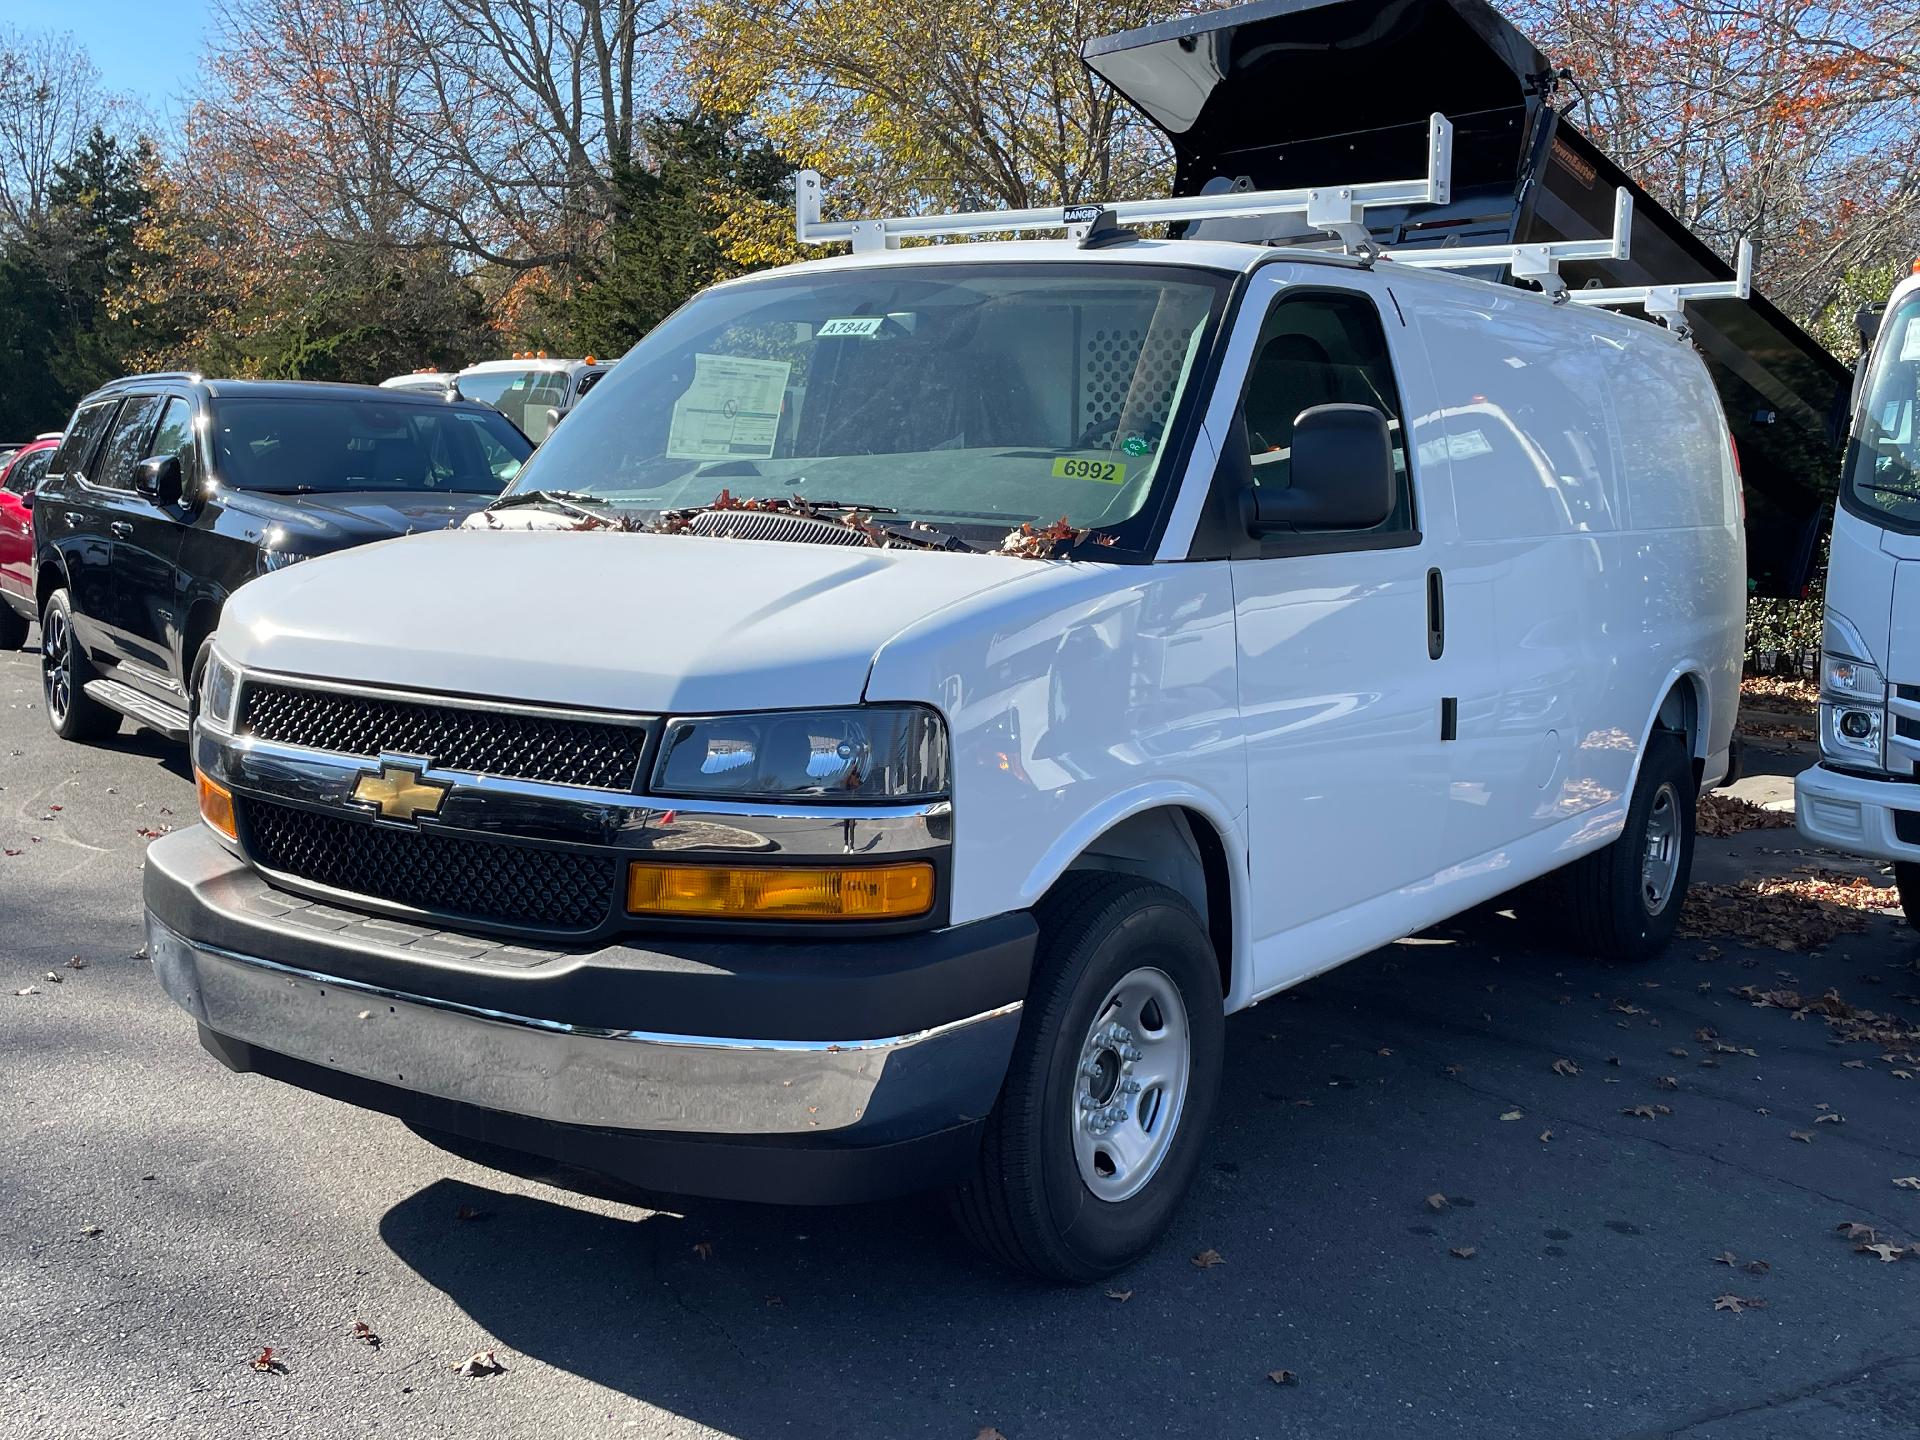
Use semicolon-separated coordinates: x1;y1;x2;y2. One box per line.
487;488;613;521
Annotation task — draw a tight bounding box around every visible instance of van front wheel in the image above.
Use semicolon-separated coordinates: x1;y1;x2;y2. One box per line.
949;875;1223;1283
1563;731;1695;961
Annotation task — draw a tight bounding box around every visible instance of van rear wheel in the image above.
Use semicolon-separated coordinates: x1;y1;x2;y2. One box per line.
949;874;1223;1283
1561;731;1695;961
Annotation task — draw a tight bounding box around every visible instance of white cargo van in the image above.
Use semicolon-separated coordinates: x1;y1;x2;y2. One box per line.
453;355;612;444
145;131;1744;1280
1796;267;1920;917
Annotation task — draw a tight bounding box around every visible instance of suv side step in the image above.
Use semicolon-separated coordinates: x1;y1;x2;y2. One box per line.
83;678;189;741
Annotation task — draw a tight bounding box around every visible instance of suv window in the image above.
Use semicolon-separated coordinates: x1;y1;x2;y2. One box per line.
5;447;53;495
1240;291;1413;534
93;395;167;491
51;400;120;482
149;398;198;486
210;397;531;494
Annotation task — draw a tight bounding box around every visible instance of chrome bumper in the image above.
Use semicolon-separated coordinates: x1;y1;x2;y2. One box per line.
148;915;1021;1138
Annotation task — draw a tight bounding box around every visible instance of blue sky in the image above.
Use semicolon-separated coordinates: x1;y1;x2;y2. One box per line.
29;0;213;122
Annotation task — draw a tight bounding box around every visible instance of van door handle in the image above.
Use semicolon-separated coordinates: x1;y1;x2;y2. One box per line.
110;521;134;539
1426;567;1445;660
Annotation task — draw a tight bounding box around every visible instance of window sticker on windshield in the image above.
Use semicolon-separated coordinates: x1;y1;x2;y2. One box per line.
1053;457;1127;485
666;353;791;460
817;317;885;339
1899;321;1920;363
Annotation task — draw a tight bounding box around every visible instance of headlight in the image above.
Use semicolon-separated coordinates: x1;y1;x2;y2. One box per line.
1820;648;1885;767
652;706;949;803
198;650;241;732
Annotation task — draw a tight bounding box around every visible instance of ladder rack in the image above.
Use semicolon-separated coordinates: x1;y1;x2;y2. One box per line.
795;114;1455;256
794;116;1753;333
1564;237;1754;335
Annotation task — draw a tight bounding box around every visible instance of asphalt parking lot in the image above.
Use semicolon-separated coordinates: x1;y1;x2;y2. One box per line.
3;640;1918;1440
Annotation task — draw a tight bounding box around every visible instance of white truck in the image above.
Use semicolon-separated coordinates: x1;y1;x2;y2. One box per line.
452;355;612;445
144;120;1746;1281
1796;265;1920;919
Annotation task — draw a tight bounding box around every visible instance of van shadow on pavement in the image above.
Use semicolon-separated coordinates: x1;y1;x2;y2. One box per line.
377;899;1920;1440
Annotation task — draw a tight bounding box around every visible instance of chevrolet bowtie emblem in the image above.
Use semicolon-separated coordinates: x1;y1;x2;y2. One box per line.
351;763;450;823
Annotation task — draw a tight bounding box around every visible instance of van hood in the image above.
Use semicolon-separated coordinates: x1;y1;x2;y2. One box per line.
220;488;493;547
218;528;1055;713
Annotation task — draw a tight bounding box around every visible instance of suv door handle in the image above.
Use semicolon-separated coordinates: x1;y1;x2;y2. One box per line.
109;521;134;539
64;511;86;528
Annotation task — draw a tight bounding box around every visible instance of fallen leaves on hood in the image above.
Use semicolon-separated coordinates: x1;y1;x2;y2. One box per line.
1713;1294;1767;1313
1552;1058;1580;1076
250;1347;286;1374
1696;793;1793;838
998;516;1119;560
454;1350;504;1377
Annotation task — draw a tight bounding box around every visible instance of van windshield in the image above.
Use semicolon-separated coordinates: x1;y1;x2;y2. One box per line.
505;263;1230;551
1847;292;1920;532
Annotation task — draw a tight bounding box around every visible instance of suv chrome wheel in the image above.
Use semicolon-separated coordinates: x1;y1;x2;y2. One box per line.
41;603;72;722
1640;781;1681;915
1070;966;1191;1203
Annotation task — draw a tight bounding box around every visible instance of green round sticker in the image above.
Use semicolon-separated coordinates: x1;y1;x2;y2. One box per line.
1121;436;1151;457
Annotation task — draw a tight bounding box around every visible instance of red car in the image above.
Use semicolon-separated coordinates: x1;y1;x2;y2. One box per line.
0;435;60;649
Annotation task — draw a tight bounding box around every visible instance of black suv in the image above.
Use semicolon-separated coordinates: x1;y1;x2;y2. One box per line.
33;375;533;744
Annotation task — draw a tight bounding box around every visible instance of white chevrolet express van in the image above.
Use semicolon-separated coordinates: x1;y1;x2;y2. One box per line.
1797;269;1920;918
144;200;1743;1279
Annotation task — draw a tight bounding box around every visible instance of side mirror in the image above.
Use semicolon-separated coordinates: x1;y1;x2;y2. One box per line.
544;406;564;431
133;454;183;507
1242;403;1394;534
18;489;33;511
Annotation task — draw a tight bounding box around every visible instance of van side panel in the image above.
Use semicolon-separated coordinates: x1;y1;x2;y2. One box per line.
1403;283;1741;893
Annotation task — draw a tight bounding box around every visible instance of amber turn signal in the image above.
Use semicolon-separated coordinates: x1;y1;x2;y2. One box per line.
626;861;934;920
197;770;237;841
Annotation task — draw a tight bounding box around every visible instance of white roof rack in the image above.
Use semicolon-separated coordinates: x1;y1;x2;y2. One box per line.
1565;237;1754;335
795;114;1455;256
795;119;1753;334
1382;187;1633;298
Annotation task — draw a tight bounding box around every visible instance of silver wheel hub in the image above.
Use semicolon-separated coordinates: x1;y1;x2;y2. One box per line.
42;608;70;722
1641;781;1681;915
1070;966;1191;1203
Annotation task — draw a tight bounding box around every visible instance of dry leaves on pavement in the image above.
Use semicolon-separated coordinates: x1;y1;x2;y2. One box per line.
454;1350;504;1378
1713;1295;1768;1313
350;1322;379;1348
1681;874;1896;952
1426;1193;1451;1212
1191;1249;1225;1269
1449;1247;1477;1259
1267;1369;1298;1386
1894;1177;1920;1191
250;1347;286;1374
1696;793;1793;838
1552;1058;1580;1076
1105;1289;1132;1303
1740;675;1817;711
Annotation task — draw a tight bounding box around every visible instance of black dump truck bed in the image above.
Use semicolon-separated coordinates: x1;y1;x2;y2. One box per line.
1084;0;1849;596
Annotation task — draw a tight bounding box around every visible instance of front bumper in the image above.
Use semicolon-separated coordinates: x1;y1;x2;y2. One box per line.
1795;763;1920;865
145;826;1035;1204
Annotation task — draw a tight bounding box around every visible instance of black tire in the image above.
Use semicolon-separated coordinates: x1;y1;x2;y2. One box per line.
1894;863;1920;932
0;600;27;650
39;588;119;742
1560;731;1695;961
949;874;1224;1283
186;636;214;741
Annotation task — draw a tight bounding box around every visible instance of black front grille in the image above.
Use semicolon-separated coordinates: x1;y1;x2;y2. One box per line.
244;799;619;932
240;682;646;790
